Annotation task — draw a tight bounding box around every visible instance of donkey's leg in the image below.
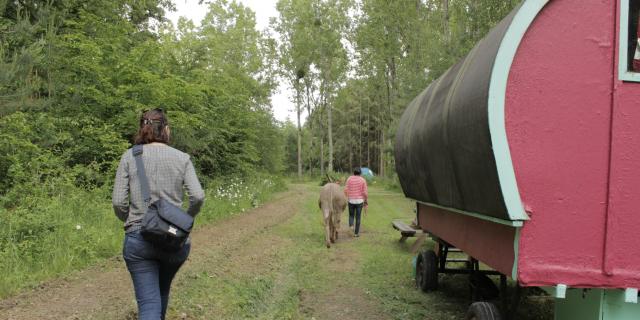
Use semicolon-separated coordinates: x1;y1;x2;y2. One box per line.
323;213;331;248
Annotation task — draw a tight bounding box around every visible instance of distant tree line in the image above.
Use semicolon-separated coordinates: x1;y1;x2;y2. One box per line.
273;0;519;178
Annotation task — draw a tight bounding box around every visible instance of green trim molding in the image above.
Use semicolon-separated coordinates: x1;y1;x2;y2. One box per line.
488;0;549;221
489;1;551;279
417;201;524;227
512;227;521;279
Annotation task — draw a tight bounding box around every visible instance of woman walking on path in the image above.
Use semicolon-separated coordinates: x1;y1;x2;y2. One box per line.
112;109;205;320
344;167;368;237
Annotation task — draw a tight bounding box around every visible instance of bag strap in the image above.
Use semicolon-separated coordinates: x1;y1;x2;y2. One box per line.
132;145;152;207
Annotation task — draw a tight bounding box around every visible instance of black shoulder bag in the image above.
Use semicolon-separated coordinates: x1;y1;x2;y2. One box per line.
133;145;194;251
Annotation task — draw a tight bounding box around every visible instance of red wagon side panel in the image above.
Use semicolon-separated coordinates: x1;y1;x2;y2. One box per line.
418;203;516;277
603;0;640;285
506;0;620;287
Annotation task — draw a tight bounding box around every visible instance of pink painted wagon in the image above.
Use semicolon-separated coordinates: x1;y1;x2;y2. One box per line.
395;0;640;319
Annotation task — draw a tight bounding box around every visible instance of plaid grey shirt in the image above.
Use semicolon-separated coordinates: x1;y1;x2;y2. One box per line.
112;144;205;232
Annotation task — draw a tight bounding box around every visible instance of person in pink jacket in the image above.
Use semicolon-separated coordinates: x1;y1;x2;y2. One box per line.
344;167;368;237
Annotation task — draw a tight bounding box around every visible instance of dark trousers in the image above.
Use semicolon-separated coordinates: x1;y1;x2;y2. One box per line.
123;231;190;320
348;203;364;235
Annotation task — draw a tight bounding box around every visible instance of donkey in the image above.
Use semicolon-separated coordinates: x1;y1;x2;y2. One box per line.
318;182;347;248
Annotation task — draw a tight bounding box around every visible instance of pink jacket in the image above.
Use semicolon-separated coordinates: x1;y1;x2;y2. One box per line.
345;176;368;201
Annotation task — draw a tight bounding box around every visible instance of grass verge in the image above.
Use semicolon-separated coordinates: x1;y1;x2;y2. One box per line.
0;174;285;298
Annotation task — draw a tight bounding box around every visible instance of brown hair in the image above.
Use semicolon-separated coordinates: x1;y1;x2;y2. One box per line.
134;109;170;144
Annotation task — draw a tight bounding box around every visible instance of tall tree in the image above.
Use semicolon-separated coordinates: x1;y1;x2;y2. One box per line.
311;0;349;173
273;0;316;178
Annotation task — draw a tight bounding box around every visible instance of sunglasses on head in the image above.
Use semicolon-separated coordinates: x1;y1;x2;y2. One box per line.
141;108;168;125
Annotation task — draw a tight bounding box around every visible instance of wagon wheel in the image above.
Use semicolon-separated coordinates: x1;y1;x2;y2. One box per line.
415;249;438;292
469;272;500;301
465;302;502;320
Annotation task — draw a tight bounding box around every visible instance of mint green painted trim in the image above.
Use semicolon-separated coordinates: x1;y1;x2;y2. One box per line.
620;71;640;81
511;227;520;279
552;288;640;320
488;0;550;221
416;200;524;227
620;0;630;78
618;0;640;82
555;284;568;299
625;288;638;303
604;289;640;319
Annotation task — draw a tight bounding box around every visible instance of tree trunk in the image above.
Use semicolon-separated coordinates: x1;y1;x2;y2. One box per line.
297;114;302;179
379;130;385;177
349;143;353;172
296;83;303;180
443;0;450;45
304;80;314;174
348;122;353;171
320;136;325;176
305;78;313;115
327;96;334;173
358;96;363;166
308;139;314;174
471;1;479;39
320;61;334;174
382;54;396;179
366;104;371;168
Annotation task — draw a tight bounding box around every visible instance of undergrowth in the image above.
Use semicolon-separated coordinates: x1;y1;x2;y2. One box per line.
0;173;286;298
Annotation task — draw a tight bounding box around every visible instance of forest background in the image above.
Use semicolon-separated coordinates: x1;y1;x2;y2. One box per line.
0;0;517;297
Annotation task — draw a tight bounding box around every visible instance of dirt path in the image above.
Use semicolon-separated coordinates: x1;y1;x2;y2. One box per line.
0;187;303;320
0;184;391;320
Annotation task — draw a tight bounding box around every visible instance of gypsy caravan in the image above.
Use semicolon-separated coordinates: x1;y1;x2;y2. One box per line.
395;0;640;319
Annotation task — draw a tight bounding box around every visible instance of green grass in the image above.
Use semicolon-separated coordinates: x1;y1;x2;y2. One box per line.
177;183;459;319
170;184;333;319
340;187;469;319
0;174;286;298
2;181;552;319
168;183;552;319
0;187;123;297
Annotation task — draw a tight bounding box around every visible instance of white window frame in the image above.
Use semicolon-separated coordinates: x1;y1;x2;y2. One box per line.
619;0;640;81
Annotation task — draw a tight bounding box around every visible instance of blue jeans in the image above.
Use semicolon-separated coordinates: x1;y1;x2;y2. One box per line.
123;231;190;320
348;203;363;235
